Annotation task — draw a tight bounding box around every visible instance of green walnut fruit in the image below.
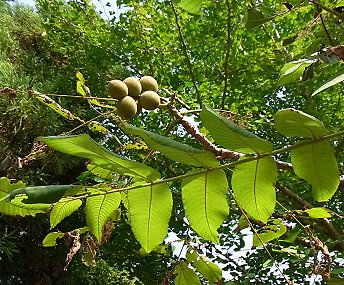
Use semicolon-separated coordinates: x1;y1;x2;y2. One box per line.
140;76;158;92
139;91;160;110
108;80;128;99
117;96;137;119
124;77;142;98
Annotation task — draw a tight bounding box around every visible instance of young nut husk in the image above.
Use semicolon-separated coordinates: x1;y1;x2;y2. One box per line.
108;80;128;99
139;91;160;110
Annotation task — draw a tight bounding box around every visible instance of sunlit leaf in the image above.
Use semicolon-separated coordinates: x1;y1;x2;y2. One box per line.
291;141;339;202
275;108;328;137
181;169;229;242
186;248;222;282
86;190;121;242
123;124;219;167
312;73;344;96
76;71;85;84
253;219;287;246
200;104;272;153
127;182;172;253
303;207;332;219
42;232;64;247
50;199;83;228
277;59;316;86
174;262;201;285
178;0;202;14
41;134;160;181
232;157;277;223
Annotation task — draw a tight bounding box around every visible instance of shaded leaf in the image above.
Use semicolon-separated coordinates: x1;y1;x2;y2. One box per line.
232;157;277;223
275;108;328;138
200;105;272;153
174;262;201;285
277;59;316;86
86;191;121;242
186;248;222;282
181;170;229;242
50;199;83;228
0;177;49;216
312;73;344;97
127;182;172;253
41;134;160;181
291;141;339;201
246;7;272;29
123;124;219;167
6;185;76;204
253;219;287;246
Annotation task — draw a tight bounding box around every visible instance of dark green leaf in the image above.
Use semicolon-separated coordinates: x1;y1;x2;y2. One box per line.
123;124;219;167
200;105;273;153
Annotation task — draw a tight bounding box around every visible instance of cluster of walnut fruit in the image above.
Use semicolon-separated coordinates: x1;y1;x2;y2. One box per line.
108;76;160;119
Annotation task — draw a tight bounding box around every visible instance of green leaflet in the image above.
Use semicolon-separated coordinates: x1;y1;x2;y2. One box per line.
87;163;117;179
277;59;316;86
200;104;273;153
127;182;172;253
181;170;229;242
42;232;64;247
35;93;110;134
253;219;287;246
50;199;83;228
41;134;160;181
291;141;339;202
42;227;89;247
274;108;328;138
303;207;332;219
5;184;76;204
246;7;273;29
123;124;219;167
174;262;201;285
178;0;202;14
0;177;49;216
186;248;222;282
312;73;344;97
86;191;121;243
232;157;277;223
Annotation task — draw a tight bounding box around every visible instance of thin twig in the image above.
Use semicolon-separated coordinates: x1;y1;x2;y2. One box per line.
228;188;293;284
310;0;344;19
170;0;202;106
317;5;335;46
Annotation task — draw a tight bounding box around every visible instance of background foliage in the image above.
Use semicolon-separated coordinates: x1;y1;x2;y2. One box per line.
1;0;344;284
